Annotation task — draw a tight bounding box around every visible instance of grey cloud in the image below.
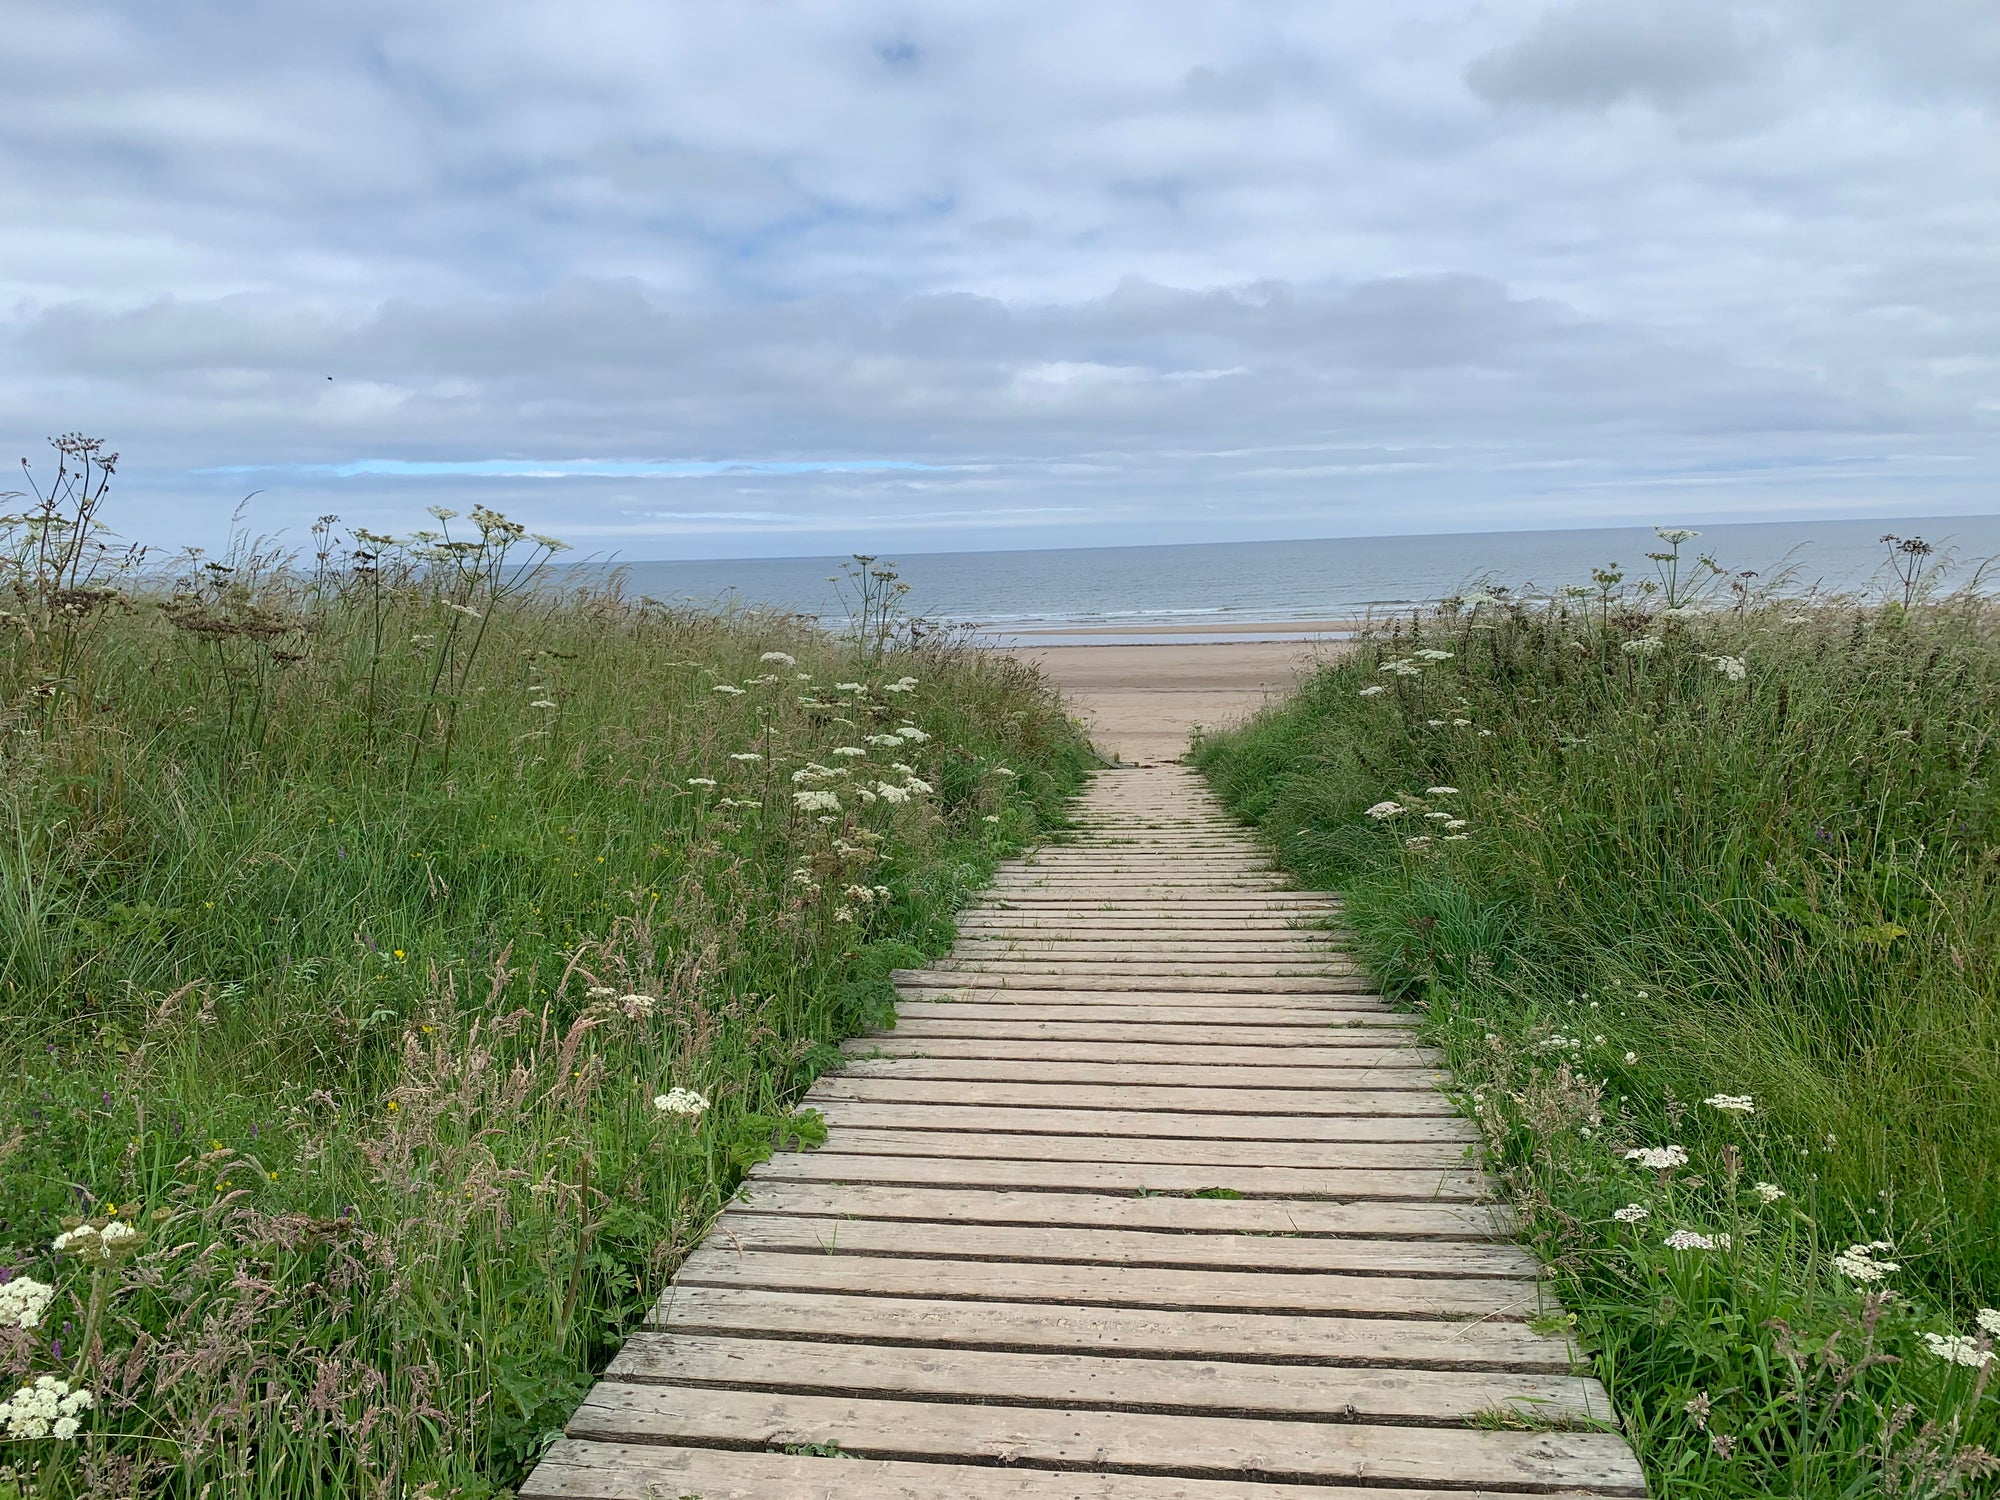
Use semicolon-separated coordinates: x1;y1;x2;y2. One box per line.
1467;1;1772;112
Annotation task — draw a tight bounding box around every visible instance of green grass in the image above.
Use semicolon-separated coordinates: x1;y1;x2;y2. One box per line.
0;447;1095;1495
1194;536;2000;1497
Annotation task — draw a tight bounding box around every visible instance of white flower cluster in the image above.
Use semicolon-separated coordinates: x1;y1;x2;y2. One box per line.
875;782;911;805
1413;649;1454;662
831;745;867;757
1710;655;1747;681
52;1221;139;1263
1981;1309;2000;1335
1621;637;1665;655
882;676;920;694
1663;1229;1731;1251
1752;1182;1786;1203
1612;1204;1650;1224
711;683;746;695
758;651;797;667
0;1276;55;1330
728;752;762;763
618;994;658;1019
1656;527;1701;544
894;725;929;743
793;790;842;814
1378;658;1423;677
1831;1242;1899;1282
1357;684;1386;697
1364;801;1404;820
1922;1333;1994;1369
0;1376;93;1441
653;1088;709;1119
1704;1094;1755;1115
1625;1145;1689;1171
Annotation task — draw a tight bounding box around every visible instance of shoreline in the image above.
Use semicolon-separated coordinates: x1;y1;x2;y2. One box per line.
975;616;1367;649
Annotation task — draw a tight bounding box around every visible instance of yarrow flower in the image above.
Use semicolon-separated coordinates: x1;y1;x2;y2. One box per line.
0;1376;93;1440
1612;1204;1651;1223
711;684;746;695
1358;684;1387;696
758;651;797;667
653;1088;709;1119
793;789;842;814
617;994;658;1019
1710;655;1747;681
1704;1094;1755;1115
895;726;930;743
1663;1229;1730;1251
903;777;933;795
685;777;717;788
1378;659;1422;677
1921;1333;1994;1369
1832;1242;1899;1282
1426;786;1459;795
1621;637;1665;655
883;676;919;693
1655;527;1701;544
1625;1145;1689;1171
1364;801;1405;820
728;752;763;762
1980;1309;2000;1336
1753;1182;1786;1203
0;1276;55;1330
1412;649;1454;662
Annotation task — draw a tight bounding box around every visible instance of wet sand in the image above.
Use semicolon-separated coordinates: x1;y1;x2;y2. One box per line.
1011;637;1348;765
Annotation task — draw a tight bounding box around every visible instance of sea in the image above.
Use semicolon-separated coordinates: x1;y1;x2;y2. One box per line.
587;515;2000;646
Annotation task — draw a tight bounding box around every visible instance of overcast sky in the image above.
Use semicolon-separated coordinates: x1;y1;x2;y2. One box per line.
6;1;1999;558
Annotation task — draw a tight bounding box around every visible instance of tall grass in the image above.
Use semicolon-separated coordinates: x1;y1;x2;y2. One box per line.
0;438;1095;1496
1196;533;2000;1497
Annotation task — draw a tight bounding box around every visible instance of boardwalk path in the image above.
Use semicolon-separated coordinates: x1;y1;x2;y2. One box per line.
524;765;1647;1498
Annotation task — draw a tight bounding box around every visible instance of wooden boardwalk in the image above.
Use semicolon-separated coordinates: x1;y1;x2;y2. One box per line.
524;765;1647;1499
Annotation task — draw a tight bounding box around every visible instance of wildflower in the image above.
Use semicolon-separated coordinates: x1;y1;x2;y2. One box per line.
1405;836;1432;849
758;651;797;667
712;684;746;695
1358;685;1386;696
653;1088;709;1119
1621;637;1665;655
1922;1333;1994;1369
982;814;1000;823
1704;1094;1755;1115
854;787;878;805
52;1221;140;1263
875;782;912;805
1426;718;1447;726
1452;717;1472;726
1442;833;1470;841
903;777;933;795
1684;1392;1711;1428
1753;1182;1786;1203
586;985;615;999
1443;818;1470;830
989;765;1015;777
1364;801;1405;820
0;1276;55;1330
1663;1229;1729;1251
1612;1205;1650;1223
0;1376;93;1440
1426;786;1459;795
1832;1243;1898;1282
528;699;557;709
1425;811;1452;821
1710;1433;1736;1461
1378;658;1422;676
1979;1310;2000;1336
831;746;868;758
1413;649;1454;662
896;726;930;743
891;762;915;774
1710;655;1747;681
833;682;865;692
865;734;904;747
883;676;919;693
686;777;717;788
793;790;843;814
717;798;761;809
618;994;658;1019
792;763;841;783
1655;527;1701;544
728;752;763;762
1624;1051;1638;1065
1625;1145;1688;1171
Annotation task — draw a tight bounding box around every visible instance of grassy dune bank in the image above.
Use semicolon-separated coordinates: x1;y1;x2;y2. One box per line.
0;441;1094;1496
1195;535;2000;1497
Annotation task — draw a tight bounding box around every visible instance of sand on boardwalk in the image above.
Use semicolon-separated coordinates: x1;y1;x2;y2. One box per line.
1010;637;1348;765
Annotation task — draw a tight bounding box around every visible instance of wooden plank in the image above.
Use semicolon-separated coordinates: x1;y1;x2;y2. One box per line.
566;1383;1641;1492
892;1012;1408;1032
804;1078;1459;1116
769;1128;1473;1171
808;1101;1478;1143
748;1152;1488;1200
921;960;1363;977
834;1058;1444;1090
606;1331;1603;1422
731;1181;1515;1237
673;1246;1534;1318
895;971;1377;994
848;1038;1442;1067
882;1019;1415;1047
712;1213;1533;1277
646;1285;1577;1371
524;1438;1620;1499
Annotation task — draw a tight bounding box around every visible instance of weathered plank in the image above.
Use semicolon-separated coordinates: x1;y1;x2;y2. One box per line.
768;1126;1473;1170
748;1151;1488;1200
806;1100;1478;1142
803;1077;1460;1115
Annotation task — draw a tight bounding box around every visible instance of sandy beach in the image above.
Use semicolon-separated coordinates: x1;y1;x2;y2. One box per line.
1010;635;1346;765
